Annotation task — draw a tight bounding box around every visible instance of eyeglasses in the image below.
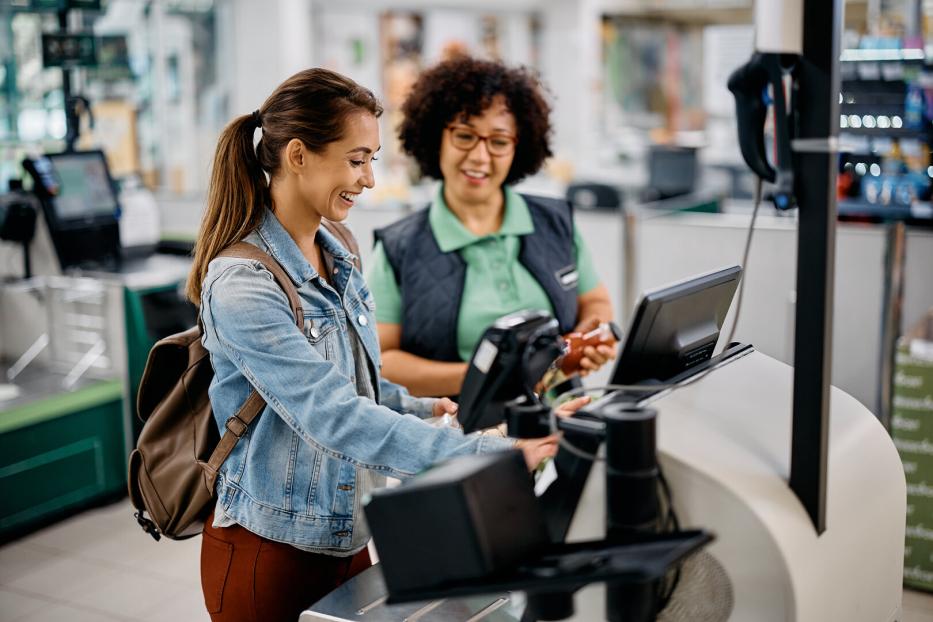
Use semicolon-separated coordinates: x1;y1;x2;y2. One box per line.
446;125;517;156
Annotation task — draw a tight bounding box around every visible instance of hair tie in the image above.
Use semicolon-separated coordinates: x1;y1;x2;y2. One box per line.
251;109;263;128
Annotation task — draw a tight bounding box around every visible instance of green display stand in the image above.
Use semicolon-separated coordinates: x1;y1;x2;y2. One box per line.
0;379;124;540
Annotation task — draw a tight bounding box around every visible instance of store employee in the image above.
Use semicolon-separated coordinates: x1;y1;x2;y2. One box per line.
366;55;616;398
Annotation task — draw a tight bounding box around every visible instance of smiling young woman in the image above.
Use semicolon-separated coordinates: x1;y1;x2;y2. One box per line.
187;68;557;622
365;56;617;399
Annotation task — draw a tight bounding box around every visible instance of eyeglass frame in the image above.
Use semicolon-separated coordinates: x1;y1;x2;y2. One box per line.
444;124;518;156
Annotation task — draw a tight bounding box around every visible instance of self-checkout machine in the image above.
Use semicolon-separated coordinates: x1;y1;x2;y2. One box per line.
0;0;193;539
300;1;906;620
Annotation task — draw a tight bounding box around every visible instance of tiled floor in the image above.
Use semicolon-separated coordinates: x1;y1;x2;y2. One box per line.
1;498;933;621
0;500;207;622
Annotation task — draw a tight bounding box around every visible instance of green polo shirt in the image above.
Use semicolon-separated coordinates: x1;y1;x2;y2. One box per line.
366;186;600;361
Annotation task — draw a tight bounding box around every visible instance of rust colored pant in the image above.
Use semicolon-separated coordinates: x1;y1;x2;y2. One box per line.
200;510;371;622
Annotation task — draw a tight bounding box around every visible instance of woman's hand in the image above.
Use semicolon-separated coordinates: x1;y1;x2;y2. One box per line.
573;317;616;376
554;395;591;417
432;397;459;418
515;434;561;470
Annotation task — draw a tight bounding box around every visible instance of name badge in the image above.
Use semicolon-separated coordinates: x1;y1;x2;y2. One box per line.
555;264;579;291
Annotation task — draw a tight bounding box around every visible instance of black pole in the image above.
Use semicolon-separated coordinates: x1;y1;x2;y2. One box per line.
789;0;842;534
22;239;31;279
58;8;78;152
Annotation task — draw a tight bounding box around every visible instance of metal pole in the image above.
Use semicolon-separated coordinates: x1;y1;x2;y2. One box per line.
877;221;906;429
788;0;843;534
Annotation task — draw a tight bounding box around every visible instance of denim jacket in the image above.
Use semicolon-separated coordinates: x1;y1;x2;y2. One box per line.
200;209;514;552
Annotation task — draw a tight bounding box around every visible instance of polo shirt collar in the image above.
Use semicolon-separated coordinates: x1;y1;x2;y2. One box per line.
429;185;535;252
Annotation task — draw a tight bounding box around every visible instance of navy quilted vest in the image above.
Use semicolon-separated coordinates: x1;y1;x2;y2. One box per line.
374;194;579;362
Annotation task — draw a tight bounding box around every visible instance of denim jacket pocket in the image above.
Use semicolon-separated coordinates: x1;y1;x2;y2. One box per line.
303;313;338;360
312;455;357;518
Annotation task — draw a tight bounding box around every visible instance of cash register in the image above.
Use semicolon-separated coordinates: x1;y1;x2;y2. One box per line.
22;150;124;272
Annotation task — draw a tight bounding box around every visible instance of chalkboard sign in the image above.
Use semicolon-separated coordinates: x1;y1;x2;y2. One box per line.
41;33;97;68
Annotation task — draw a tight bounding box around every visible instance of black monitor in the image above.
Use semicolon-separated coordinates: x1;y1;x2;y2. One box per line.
23;150;122;270
610;265;742;386
647;145;698;200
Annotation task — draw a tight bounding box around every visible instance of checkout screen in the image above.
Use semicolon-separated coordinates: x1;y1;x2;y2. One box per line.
48;153;118;222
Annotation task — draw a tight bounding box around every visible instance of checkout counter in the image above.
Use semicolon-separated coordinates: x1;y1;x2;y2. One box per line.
300;282;905;621
301;347;904;621
0;150;193;539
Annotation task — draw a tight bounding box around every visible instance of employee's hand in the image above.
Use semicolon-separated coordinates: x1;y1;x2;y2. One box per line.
554;395;591;417
574;317;616;376
431;397;459;419
515;434;562;470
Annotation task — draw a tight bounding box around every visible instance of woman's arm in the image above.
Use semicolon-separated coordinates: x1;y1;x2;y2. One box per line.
574;283;616;374
378;322;469;397
202;261;512;478
575;282;614;329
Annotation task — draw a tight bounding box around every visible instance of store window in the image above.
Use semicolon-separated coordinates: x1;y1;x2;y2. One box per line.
1;0;225;198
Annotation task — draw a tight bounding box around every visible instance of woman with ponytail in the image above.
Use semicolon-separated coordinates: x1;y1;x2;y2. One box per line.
191;69;561;622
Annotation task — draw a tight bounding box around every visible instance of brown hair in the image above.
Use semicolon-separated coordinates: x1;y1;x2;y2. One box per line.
186;68;383;304
398;56;552;185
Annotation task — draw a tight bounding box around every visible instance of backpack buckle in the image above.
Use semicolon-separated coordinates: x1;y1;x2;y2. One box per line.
134;511;161;542
225;415;248;438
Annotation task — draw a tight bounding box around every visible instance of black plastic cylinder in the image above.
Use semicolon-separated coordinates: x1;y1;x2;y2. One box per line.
599;405;661;622
506;398;552;438
600;405;659;542
525;590;575;621
606;581;658;622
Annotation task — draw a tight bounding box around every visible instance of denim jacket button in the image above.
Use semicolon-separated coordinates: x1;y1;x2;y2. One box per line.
358;314;368;326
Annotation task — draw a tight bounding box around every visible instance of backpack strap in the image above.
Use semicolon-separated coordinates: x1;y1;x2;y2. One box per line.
321;219;362;271
203;242;304;481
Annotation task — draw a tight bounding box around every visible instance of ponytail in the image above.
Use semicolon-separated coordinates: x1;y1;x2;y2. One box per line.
186;113;267;304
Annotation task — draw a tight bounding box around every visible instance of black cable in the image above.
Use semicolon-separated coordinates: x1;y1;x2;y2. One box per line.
655;464;681;611
723;175;763;349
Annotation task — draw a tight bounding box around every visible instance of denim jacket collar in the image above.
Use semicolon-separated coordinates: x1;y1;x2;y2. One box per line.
255;208;355;286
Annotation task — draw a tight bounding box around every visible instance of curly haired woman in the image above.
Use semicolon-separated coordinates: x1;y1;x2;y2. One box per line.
366;56;616;398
